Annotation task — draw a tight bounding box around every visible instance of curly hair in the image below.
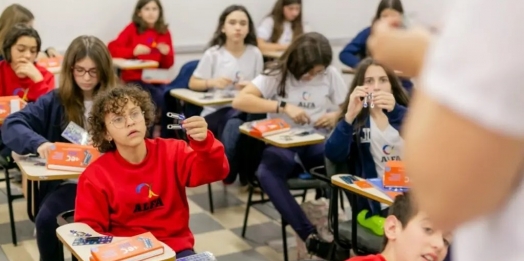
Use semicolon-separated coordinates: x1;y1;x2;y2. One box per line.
88;84;156;153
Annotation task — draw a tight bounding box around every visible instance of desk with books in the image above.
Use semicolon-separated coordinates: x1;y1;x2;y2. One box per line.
12;153;81;222
112;59;159;70
239;121;325;148
56;222;177;261
169;89;235;107
331;174;394;205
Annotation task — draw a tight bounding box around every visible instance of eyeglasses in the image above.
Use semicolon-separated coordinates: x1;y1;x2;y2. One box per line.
109;110;144;129
72;66;97;78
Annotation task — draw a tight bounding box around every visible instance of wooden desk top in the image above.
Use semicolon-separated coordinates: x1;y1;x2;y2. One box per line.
169;89;234;107
261;51;283;59
239;124;325;148
331;174;393;205
56;223;176;261
112;59;159;70
13;153;81;181
47;66;61;74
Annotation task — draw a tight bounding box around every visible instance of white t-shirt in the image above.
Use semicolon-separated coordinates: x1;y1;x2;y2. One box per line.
193;45;264;117
257;17;311;45
369;117;403;178
252;65;347;128
421;0;524;260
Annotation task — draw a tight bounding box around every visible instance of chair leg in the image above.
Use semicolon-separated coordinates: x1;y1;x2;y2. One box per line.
4;168;17;246
207;183;214;214
301;189;308;203
339;190;345;211
72;254;78;261
281;218;289;261
241;186;254;238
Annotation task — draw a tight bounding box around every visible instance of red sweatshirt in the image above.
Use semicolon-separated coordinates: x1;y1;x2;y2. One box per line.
347;255;386;261
74;132;229;253
0;60;54;102
108;22;175;82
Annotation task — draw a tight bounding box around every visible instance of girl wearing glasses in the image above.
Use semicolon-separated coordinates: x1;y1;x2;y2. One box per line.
74;85;228;258
1;35;117;261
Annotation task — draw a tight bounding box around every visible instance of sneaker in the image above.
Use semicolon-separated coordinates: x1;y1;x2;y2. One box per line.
305;233;334;259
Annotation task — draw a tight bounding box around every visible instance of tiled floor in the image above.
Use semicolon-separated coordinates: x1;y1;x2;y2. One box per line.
0;170;321;261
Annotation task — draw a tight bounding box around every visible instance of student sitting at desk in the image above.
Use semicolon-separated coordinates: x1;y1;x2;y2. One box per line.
108;0;174;137
338;0;413;93
0;23;54;101
188;5;263;185
256;0;310;53
1;35;117;261
232;32;347;258
347;192;452;261
0;4;61;61
74;85;228;258
325;58;408;215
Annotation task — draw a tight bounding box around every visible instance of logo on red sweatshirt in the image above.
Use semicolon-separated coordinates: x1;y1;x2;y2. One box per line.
134;183;163;213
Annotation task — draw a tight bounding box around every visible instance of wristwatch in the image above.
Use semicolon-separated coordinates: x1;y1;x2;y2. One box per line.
277;100;287;113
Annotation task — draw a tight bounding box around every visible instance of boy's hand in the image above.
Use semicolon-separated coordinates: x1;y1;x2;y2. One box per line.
182;116;208;141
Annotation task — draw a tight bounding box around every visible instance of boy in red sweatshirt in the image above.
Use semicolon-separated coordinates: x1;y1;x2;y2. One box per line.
347;192;452;261
0;23;54;102
74;84;229;258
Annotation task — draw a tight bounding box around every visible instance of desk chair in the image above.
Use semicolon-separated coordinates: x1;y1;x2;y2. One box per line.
57;210;78;261
0;143;23;246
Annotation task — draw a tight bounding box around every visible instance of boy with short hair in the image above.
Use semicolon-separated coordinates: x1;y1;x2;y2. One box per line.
348;192;451;261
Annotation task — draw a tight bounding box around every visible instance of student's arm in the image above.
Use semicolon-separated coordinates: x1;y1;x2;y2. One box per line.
1;92;54;155
74;171;112;234
26;68;54;102
176;131;229;187
107;24;135;59
339;27;371;68
404;0;524;232
325;120;354;163
158;30;175;69
188;50;214;91
231;74;279;113
256;17;288;52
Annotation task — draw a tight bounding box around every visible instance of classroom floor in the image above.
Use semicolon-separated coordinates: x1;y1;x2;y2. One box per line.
0;169;321;261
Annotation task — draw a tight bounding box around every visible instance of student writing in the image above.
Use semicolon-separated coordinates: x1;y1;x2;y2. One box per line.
257;0;310;52
0;23;54;101
1;35;117;261
74;85;229;258
232;32;347;259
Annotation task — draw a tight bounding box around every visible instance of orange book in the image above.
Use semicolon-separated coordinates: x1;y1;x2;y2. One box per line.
46;142;101;172
36;57;62;68
90;232;164;261
248;118;291;137
0;96;26;120
383;161;409;189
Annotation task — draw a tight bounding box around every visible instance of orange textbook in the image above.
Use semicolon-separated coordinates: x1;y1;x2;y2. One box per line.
36;57;62;68
383;161;409;189
248;118;291;137
0;96;26;120
46;142;102;172
90;232;164;261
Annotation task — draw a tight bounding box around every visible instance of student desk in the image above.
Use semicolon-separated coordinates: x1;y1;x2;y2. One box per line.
261;51;283;59
12;153;81;222
331;174;393;205
169;89;234;107
56;222;176;261
239;124;325;148
112;58;159;70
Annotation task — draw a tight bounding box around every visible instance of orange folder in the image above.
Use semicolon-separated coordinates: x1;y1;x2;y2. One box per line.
383;161;409;189
0;96;26;120
46;142;101;172
90;232;164;261
36;57;62;68
248;118;291;137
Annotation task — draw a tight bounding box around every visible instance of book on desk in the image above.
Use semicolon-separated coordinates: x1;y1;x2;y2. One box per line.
247;118;290;137
89;232;164;261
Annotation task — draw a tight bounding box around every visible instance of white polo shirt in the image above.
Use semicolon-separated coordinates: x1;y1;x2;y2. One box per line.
257;17;311;45
420;0;524;260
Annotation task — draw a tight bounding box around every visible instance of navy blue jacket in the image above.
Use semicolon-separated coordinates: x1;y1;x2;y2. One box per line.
1;90;68;155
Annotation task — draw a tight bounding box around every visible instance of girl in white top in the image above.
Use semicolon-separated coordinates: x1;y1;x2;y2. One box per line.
189;4;263;135
369;1;524;261
257;0;311;53
232;32;347;258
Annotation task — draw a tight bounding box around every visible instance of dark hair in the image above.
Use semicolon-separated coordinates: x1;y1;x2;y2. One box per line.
268;0;304;43
0;4;34;51
58;35;118;129
132;0;168;34
338;58;409;129
383;192;417;247
1;23;41;62
88;84;155;153
373;0;404;23
208;5;257;48
264;32;332;98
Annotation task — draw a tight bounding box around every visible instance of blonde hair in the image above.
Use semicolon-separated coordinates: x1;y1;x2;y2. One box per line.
0;4;34;51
